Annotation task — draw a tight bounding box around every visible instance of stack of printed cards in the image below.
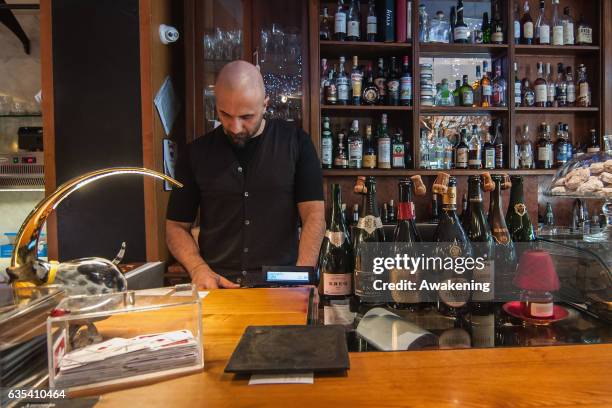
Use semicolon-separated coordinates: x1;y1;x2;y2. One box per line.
55;330;199;388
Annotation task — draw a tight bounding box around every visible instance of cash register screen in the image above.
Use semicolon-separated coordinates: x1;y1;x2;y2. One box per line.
266;271;309;283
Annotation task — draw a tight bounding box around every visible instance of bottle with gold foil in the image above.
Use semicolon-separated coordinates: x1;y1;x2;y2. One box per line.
505;175;535;242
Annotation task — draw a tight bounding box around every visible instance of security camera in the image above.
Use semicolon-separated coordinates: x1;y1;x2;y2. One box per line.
159;24;179;44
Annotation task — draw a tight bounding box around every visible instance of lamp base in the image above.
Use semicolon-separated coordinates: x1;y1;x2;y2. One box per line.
502;301;569;326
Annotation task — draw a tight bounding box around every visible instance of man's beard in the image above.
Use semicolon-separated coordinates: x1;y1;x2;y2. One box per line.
224;117;264;148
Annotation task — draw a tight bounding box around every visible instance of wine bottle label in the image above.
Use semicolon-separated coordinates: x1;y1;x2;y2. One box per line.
514;203;527;217
337;81;349;101
535;84;547;103
367;16;377;34
334;13;347;34
524;22;534;39
514;83;522;103
438;277;470;308
492;85;504;105
323;303;354;325
363;87;378;103
552;26;564;45
387;80;400;97
377;138;391;168
471;261;494;301
397;202;415;220
363;154;377;168
456;149;468;167
323;272;352;295
400;77;412;101
324;230;346;248
492;30;503;43
495;145;504;167
348;20;360;37
579;82;589;99
485;149;495;168
468;158;481;167
462;91;473;105
563;22;574;44
547;84;555;102
577;27;592;44
442;186;457;205
529;301;554;318
482;85;492;96
587;147;599;153
539;25;550;44
470;314;495;348
392;144;404;167
567;84;576;103
514;21;521;39
321;138;333;165
374;77;387;96
538;147;550;161
351;73;363;97
326;84;337;103
524;92;535;106
356;215;383;235
348;140;363;166
454;26;468;40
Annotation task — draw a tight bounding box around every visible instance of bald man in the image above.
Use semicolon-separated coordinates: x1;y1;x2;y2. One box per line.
166;61;325;289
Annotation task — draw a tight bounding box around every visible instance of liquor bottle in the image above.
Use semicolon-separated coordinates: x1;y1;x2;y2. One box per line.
318;184;353;304
491;1;504;44
334;0;347;41
324;66;337;105
386;57;400;106
366;0;377;42
450;6;456;43
455;128;469;169
362;62;379;105
453;79;462;106
534;62;547;107
554;122;571;167
488;175;517;299
321;117;333;169
351;56;363;105
492;64;506;107
505;175;536;242
522;78;535;107
544;202;555;226
336;56;350;105
382;203;389;224
353;176;385;306
468;125;482;170
388;199;396;223
433;177;473;317
480;61;492;108
431;193;440;222
363;125;377;168
334;129;349;169
348;120;363;169
453;0;469;44
399;56;412;106
514;62;522;107
551;0;563;46
460;74;474;107
378;0;395;42
390;178;421;310
320;7;332;40
566;66;576;106
351;203;359;226
346;0;361;41
518;124;534;169
483;130;495;170
587;129;600;153
481;12;491;44
576;15;592;45
419;4;429;43
536;122;553;169
464;176;494;307
374;57;387;105
320;59;329;103
460;193;469;228
492;119;504;169
377;114;391;169
521;0;534;45
577;64;591;107
545;63;555;107
562;7;574;45
535;0;549;45
472;65;482;107
391;129;405;168
556;63;567;107
513;2;521;45
404;138;413;169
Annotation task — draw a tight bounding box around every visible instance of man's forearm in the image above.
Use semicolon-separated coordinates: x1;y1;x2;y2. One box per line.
166;222;210;277
296;212;326;267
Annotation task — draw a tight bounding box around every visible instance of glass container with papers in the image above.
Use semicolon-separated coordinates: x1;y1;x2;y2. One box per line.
46;284;203;394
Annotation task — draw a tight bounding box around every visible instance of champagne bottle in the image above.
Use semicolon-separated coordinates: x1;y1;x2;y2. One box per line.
318;184;354;305
389;178;422;310
433;177;474;317
488;175;517;300
354;176;386;306
505;175;536;242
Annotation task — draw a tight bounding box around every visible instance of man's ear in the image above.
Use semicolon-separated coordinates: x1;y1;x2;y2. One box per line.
263;96;270;113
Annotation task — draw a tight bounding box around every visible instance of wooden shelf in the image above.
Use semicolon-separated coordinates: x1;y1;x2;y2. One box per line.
419;43;508;56
322;169;557;177
420;106;508;115
320;40;412;57
321;105;412;112
514;44;600;55
515;107;599;113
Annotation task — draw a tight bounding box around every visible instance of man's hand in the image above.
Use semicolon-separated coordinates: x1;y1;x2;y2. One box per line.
191;265;240;289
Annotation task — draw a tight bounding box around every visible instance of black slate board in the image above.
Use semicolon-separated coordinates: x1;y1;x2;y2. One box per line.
224;325;350;374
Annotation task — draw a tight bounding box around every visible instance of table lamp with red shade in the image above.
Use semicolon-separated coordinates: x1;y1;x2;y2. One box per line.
513;249;560;319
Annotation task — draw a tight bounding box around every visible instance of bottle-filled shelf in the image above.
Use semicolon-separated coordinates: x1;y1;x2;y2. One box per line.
420;106;508;114
321;104;413;111
515;107;599;113
322;169;557;177
514;45;600;56
419;42;508;57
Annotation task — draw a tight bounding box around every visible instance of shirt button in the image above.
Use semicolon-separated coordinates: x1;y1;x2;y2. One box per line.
244;191;249;197
244;220;250;226
243;248;249;253
242;270;247;276
237;166;243;173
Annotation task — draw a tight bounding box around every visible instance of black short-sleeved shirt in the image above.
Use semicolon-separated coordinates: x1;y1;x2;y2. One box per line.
167;119;324;279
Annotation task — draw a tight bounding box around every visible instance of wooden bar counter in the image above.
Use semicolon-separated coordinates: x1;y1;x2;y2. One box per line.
90;288;612;408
